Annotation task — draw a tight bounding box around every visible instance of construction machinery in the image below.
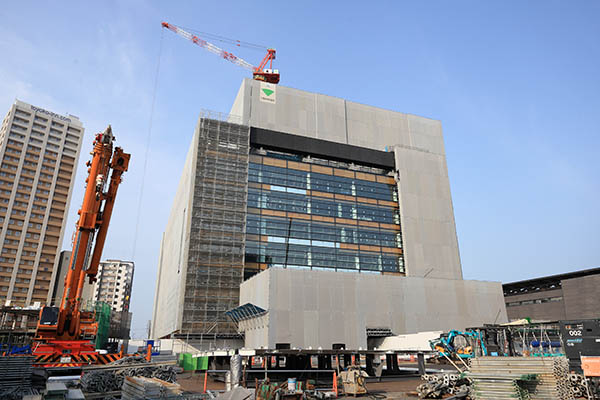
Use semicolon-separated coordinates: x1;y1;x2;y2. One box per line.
33;126;130;366
430;330;488;360
161;21;280;84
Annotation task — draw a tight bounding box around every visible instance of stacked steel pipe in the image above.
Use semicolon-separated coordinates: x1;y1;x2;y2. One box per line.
468;356;573;400
80;356;177;393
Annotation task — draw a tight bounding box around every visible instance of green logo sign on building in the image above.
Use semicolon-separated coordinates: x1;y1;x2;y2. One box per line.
260;82;276;104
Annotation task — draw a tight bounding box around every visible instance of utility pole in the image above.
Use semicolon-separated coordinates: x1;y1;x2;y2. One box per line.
147;320;151;339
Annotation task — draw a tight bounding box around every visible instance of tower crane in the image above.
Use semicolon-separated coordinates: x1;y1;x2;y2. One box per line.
161;22;280;84
33;126;130;365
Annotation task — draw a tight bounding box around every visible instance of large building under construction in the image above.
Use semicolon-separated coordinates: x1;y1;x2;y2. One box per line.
151;79;507;347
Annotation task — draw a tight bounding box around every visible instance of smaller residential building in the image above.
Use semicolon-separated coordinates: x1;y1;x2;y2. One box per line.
85;260;134;312
503;267;600;322
83;259;134;339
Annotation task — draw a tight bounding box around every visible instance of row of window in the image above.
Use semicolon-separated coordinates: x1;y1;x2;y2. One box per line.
506;296;563;307
247;215;401;248
2;161;71;176
5;219;43;229
5;230;41;239
248;188;399;224
1;177;60;190
245;241;404;273
13;109;81;134
9;132;78;152
7;139;70;162
4;250;39;257
249;163;397;201
0;183;51;195
4;239;38;248
0;267;36;276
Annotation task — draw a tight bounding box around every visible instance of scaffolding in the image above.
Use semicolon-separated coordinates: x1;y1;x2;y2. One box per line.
183;117;250;336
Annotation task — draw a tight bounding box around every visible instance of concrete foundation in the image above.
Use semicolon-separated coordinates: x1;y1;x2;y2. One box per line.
239;268;507;350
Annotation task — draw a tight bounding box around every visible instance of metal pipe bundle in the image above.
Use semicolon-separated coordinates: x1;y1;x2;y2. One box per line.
467;356;573;400
0;356;38;400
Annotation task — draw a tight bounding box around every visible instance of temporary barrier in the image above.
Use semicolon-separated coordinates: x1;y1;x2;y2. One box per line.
94;302;111;350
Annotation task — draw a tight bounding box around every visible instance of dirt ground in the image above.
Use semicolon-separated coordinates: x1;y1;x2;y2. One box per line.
176;373;423;399
177;372;226;392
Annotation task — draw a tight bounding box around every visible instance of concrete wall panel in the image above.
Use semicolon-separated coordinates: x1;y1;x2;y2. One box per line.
240;268;507;350
315;96;347;143
394;147;462;279
229;80;248;120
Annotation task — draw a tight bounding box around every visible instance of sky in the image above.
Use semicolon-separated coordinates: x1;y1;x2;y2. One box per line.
0;1;598;339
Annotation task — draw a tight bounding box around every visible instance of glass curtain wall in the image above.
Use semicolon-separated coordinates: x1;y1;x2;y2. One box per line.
245;149;404;278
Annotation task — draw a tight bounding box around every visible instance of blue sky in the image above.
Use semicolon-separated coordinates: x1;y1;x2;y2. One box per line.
1;1;598;338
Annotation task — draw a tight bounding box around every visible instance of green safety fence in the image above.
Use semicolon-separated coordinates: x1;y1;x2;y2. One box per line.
182;353;194;371
179;353;209;371
196;356;209;370
94;302;111;350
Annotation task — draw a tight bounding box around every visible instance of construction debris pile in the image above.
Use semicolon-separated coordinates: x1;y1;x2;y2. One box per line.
80;355;177;393
417;373;470;398
122;376;182;399
0;355;40;400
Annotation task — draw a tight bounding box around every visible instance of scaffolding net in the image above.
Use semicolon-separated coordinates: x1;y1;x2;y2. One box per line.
183;117;249;336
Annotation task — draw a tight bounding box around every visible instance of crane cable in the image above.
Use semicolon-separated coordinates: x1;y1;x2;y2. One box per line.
131;28;164;261
179;25;267;51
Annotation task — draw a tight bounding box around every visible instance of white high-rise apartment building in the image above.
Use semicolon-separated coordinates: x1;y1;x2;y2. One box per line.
86;260;134;313
0;100;83;307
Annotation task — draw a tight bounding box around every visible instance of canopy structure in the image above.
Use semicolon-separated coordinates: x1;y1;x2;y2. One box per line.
225;303;267;324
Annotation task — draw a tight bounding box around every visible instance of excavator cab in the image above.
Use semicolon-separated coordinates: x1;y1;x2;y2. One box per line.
38;306;59;326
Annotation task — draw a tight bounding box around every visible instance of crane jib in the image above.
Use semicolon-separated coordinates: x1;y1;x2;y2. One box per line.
161;21;279;83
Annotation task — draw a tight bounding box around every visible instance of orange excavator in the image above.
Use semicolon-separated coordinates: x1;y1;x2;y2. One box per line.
33;126;130;366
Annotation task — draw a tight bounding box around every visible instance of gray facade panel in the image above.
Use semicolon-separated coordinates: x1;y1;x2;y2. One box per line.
394;147;461;279
151;129;197;339
562;275;600;320
240;268;506;349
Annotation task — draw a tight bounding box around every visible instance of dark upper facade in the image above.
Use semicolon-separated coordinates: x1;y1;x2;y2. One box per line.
503;267;600;321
